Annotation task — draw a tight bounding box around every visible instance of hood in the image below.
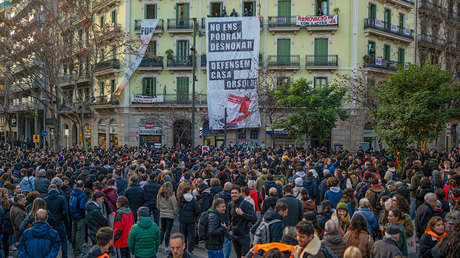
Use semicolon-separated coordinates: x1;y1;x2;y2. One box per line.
47;189;60;199
102;186;116;194
295;171;306;178
71;188;84;198
370;185;385;193
138;216;153;229
86;201;101;211
208;207;219;216
305;235;321;255
387;167;396;172
263;209;282;222
324;232;343;244
210;185;223;195
117;207;131;215
202;188;211;194
31;222;52;238
183;193;193;202
330;186;341;193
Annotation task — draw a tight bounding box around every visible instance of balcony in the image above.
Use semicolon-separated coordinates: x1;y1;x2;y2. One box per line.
93;0;120;12
94;25;122;42
297;15;339;33
364;18;413;43
93;95;111;105
131;94;207;105
267;16;300;33
57;73;90;86
417;34;446;49
419;1;446;18
364;57;401;73
166;56;194;70
386;0;414;9
267;55;300;70
167;19;193;33
138;57;164;70
134;19;164;33
305;55;338;70
94;59;120;76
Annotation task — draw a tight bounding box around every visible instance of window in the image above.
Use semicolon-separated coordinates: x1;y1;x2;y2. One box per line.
142;77;156;96
398;13;404;32
99;82;105;96
243;1;255;16
315;0;329;15
384;9;391;30
383;44;391;60
250;129;259;139
110;79;116;94
314;38;328;64
111;46;117;60
100;15;105;26
277;39;290;64
176;40;189;63
314;77;327;88
145;4;157;19
278;0;291;17
176;3;190;26
146;41;157;57
176;77;189;103
111;10;116;24
398;48;405;64
368;41;376;58
238;129;246;139
368;3;376;20
210;2;223;17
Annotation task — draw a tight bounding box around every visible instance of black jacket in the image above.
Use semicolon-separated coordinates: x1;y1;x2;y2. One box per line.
263;209;284;243
206;208;227;250
228;197;257;236
35;176;50;197
420;233;438;258
85;201;109;239
178;194;200;224
279;194;303;226
0;205;12;235
198;188;213;213
261;197;278;215
143;181;160;211
125;184;145;220
415;202;435;238
45;189;69;228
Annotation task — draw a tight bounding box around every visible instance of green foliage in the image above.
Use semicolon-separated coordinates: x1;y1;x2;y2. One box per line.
371;63;460;154
274;78;348;143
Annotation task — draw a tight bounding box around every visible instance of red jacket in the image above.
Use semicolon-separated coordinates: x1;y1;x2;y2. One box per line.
443;184;458;200
249;189;262;211
113;207;134;248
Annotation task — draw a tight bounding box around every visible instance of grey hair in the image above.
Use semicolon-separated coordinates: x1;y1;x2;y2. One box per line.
424;192;436;202
359;198;371;208
37;169;46;177
324;220;338;233
282;226;296;240
51;177;63;188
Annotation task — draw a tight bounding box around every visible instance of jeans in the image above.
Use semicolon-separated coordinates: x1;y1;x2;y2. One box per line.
410;197;416;219
180;223;195;253
223;237;232;258
233;234;250;258
1;233;8;258
55;223;68;258
116;247;130;258
71;219;86;256
208;249;224;258
160;218;174;247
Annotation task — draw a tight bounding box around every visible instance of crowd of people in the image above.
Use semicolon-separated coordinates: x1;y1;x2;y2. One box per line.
0;142;459;258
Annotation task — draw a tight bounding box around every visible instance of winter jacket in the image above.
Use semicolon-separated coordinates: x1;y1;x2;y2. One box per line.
279;194;303;226
301;199;316;214
324;187;344;209
113;207;134;249
19;214;34;234
87;246;111;258
35;176;50;197
419;231;442;258
206;207;227;250
262;181;282;199
17;222;60;258
178;193;200;224
263;209;284;243
370;238;402;258
10;203;27;240
0;205;12;235
229;197;257;236
86;201;109;240
102;186;118;213
343;230;373;258
248;189;262;211
408;170;424;197
143;181;160;212
319;176;331;201
125;184;145;220
45;189;68;228
157;195;178;219
364;184;386;218
304;177;318;200
431;235;450;258
321;232;348;258
293;235;326;258
415;202;435;238
261;196;278;215
197;188;213;213
128;216;160;258
19;176;35;193
69;188;87;220
115;177;128;195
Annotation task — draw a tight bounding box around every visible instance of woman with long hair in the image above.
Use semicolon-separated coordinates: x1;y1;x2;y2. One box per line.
18;198;47;234
420;216;445;258
390;194;414;239
157;181;177;251
113;196;134;258
331;202;351;236
343;214;374;258
386;208;407;256
0;188;11;258
340;188;356;216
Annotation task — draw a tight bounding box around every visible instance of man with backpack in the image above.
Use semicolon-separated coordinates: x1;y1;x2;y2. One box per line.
253;201;288;245
203;198;228;258
45;185;70;258
279;185;303;227
69;180;87;257
355;173;373;201
364;177;386;218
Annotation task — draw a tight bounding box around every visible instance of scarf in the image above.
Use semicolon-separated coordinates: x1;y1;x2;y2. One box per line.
424;230;445;240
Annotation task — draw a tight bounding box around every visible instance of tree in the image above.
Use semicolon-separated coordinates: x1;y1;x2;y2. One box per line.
274;78;348;148
370;63;460;155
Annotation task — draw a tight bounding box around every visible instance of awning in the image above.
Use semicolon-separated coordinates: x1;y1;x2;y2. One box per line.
265;124;289;135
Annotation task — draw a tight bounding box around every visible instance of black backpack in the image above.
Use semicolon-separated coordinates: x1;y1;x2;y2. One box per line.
356;181;370;200
197;211;209;241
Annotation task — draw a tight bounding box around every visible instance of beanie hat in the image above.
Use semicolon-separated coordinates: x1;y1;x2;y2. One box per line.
336;202;348;211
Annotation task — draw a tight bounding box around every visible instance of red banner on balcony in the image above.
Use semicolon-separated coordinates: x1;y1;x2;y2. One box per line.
296;15;338;26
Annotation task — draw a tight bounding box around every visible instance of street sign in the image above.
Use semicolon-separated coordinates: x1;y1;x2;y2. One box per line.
446;123;452;136
33;134;40;143
41;130;48;137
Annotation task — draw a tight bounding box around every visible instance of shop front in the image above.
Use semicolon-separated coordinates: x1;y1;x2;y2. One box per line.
109;120;119;148
84;123;91;147
98;121;107;148
138;119;162;148
203;122;224;147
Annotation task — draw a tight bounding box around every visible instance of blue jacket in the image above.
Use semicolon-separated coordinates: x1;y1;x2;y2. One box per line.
19;176;35;193
69;188;87;220
354;208;378;236
324;187;344;208
304;177;318;199
18;222;60;258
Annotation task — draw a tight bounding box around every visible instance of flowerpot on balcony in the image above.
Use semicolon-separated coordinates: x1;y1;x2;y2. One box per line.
334;8;340;14
165;49;174;60
363;55;370;64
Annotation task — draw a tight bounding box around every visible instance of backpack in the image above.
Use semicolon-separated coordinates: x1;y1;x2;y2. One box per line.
356;182;370;201
69;193;81;219
253;219;281;245
247;243;295;258
197;211;209;241
320;244;338;258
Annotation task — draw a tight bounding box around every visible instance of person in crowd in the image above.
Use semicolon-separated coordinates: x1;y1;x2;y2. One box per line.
88;227;115;258
178;186;200;253
353;198;378;238
303;171;318;201
229;8;238;16
324;177;344;208
279;185;303;227
247;180;263;218
388;194;413;239
321;220;348;258
0;188;12;257
19;197;46;235
168;233;196;258
206;197;228;258
420;216;445;258
370;225;403;258
331;202;351;236
229;185;257;258
128;206;160;258
19;168;34;193
261;187;279;214
10;194;27;242
293;221;329;258
113;196;134;258
125;175;145;222
45;184;69;258
415;192;439;238
86;191;109;244
253;201;288;245
157;181;178;252
386;208;407;256
431;211;460;258
300;188;316;214
69;180;87;257
17;209;60;258
143;174;161;225
364;177;386;219
241;186;255;212
343;214;373;258
34;169;50;197
102;179;118;226
343;246;362;258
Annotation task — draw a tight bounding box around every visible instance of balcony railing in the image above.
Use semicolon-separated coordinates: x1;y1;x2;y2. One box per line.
167;18;193;30
419;0;446;15
364;58;400;71
134;19;164;32
305;55;338;67
132;94;207;105
139;57;164;68
94;95;110;105
95;59;120;71
417;34;446;48
166;56;194;67
267;16;298;28
364;18;413;40
267;55;300;67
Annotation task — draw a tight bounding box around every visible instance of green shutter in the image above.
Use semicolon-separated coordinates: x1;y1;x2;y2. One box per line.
368;41;376;55
314;38;328;64
398;48;405;64
384;45;391;60
177;40;189;64
399;13;404;32
111;11;116;24
278;0;290;17
184;3;190;26
369;4;376;19
145;4;157;19
277;39;290;64
384;9;391;29
177;77;189;103
151;78;156;96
